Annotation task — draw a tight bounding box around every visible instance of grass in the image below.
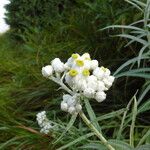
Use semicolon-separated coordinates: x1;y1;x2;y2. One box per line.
0;0;150;149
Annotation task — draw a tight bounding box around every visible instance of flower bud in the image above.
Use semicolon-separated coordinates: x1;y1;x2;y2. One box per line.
76;104;82;111
91;60;98;70
82;53;91;60
87;75;98;91
42;65;53;77
95;91;106;102
84;88;95;98
63;94;72;102
61;102;68;111
103;78;113;89
100;66;110;77
51;58;65;73
97;81;105;91
93;67;104;79
68;106;76;115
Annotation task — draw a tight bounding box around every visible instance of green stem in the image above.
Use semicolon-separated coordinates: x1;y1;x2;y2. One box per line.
79;111;115;150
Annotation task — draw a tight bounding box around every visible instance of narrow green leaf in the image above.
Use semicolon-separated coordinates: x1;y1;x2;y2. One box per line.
138;99;150;113
101;25;144;32
53;114;77;144
0;137;21;149
113;55;149;75
109;139;133;150
125;0;143;12
131;0;146;7
57;132;94;150
135;144;150;150
116;34;148;45
137;130;150;146
117;95;135;139
79;143;107;150
138;83;150;104
84;98;101;132
97;109;125;122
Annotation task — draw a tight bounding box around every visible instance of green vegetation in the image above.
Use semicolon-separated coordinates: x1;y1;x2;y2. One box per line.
0;0;150;149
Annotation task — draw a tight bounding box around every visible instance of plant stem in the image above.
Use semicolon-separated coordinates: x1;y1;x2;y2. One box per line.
50;76;74;95
79;111;115;150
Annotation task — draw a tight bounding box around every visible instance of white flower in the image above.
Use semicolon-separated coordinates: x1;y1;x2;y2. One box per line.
83;88;95;98
95;91;106;102
36;111;53;134
42;65;53;77
51;58;65;73
97;81;105;91
42;52;115;115
90;60;98;70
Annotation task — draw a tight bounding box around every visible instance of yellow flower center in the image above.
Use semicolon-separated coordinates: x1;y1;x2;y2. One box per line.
82;69;90;76
101;66;107;72
71;54;79;59
76;60;84;67
69;69;78;77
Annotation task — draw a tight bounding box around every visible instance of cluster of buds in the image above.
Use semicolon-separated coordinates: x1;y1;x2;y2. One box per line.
61;94;82;115
36;111;53;134
41;53;115;113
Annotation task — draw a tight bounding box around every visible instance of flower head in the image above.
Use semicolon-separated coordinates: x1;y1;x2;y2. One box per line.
41;52;115;115
36;111;53;134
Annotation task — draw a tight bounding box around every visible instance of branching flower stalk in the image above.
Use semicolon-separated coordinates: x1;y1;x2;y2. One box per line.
37;53;115;150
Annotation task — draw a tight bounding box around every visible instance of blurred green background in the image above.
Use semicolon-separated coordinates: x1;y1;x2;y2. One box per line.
0;0;149;149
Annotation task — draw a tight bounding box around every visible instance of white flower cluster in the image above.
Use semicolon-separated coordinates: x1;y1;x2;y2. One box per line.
36;111;53;134
42;53;115;114
61;94;82;115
